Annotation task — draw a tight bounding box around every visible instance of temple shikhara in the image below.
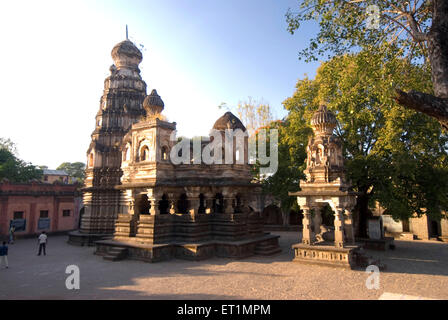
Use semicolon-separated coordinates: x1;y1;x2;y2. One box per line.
68;38;281;261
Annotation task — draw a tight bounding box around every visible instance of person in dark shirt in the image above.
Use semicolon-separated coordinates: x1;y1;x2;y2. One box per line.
0;242;8;269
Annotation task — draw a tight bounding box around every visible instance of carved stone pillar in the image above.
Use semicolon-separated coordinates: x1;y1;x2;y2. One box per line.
148;199;159;215
344;208;355;244
223;195;235;214
313;207;322;238
187;188;201;215
334;208;345;248
147;189;160;215
302;208;313;245
168;193;177;214
240;195;251;213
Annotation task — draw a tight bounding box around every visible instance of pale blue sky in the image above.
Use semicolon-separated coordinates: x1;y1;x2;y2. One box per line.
0;0;320;168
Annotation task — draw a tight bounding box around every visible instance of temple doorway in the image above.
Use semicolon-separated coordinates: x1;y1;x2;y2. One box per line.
135;194;150;215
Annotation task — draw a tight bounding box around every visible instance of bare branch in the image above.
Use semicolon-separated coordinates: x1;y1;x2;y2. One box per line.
405;12;429;41
381;14;414;38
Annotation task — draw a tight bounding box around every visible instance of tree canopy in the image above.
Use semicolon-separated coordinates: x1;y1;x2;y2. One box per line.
281;48;448;233
57;162;86;183
0;139;43;182
286;0;448;130
256;120;307;217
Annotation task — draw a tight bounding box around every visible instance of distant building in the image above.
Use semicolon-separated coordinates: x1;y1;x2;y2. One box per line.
373;202;448;242
42;169;71;184
0;181;81;238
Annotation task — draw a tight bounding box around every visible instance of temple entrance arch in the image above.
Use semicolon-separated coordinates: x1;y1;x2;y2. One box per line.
198;194;206;214
320;204;335;227
135;194;150;215
213;193;224;213
430;220;441;238
158;194;169;215
177;193;188;214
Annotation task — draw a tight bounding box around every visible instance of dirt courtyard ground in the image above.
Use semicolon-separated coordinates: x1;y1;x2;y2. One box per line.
1;231;447;300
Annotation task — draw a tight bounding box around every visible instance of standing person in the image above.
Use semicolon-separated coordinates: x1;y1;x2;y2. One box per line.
37;231;48;256
9;225;15;244
0;242;8;269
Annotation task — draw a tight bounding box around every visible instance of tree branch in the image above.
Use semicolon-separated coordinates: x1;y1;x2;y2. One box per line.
395;89;448;130
405;12;429;41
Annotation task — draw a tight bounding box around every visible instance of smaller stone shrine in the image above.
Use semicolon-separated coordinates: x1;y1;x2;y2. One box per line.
289;104;362;269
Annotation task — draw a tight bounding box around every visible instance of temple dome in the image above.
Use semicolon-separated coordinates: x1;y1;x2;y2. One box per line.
213;112;246;131
311;104;337;134
143;89;164;115
111;40;143;70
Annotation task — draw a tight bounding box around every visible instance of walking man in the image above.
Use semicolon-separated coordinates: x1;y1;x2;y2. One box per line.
37;231;47;256
0;241;8;269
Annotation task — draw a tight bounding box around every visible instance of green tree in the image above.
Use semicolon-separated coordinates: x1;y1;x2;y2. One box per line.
283;49;448;236
0;139;43;182
57;162;86;183
286;0;448;130
0;138;18;154
257;120;307;223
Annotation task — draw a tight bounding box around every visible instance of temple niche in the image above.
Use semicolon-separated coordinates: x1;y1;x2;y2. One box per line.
290;104;366;269
87;39;281;262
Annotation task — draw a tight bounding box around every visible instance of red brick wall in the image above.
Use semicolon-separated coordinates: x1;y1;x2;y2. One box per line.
0;182;79;237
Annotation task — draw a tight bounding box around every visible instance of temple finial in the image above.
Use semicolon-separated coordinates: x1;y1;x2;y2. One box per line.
126;25;129;40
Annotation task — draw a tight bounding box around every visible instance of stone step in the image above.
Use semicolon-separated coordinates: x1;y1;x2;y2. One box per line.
102;247;128;261
108;247;128;254
255;243;274;249
103;255;123;261
254;244;281;256
254;247;282;256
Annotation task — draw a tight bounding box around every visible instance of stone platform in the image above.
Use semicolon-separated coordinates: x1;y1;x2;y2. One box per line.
95;233;281;262
292;242;362;269
67;230;112;247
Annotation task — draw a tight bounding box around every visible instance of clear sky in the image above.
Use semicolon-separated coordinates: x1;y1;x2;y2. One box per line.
0;0;320;169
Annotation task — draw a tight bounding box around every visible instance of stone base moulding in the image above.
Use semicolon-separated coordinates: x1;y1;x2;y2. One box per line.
95;233;281;262
67;231;112;247
292;242;362;269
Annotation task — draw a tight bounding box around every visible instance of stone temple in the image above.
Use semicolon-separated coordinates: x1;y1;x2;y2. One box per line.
69;38;281;261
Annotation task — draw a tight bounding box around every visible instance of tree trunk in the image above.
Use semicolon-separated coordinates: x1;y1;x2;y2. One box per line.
353;193;371;238
395;0;448;131
428;0;448;99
